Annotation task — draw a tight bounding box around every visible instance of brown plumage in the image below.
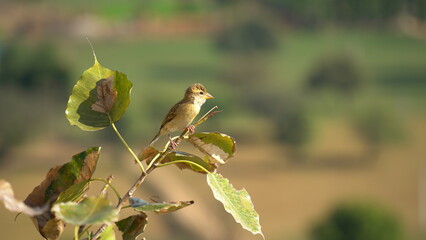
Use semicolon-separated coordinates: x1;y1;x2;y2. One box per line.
149;83;213;146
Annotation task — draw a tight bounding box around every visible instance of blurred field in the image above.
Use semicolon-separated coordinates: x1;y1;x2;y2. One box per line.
1;1;426;239
56;30;426;142
0;117;425;239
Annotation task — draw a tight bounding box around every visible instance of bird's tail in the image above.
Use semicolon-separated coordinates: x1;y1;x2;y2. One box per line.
149;132;160;146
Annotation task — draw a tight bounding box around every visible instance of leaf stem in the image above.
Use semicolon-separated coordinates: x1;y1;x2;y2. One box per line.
90;178;121;202
78;225;90;239
110;122;146;173
156;160;210;174
91;171;148;239
92;107;219;239
74;225;79;240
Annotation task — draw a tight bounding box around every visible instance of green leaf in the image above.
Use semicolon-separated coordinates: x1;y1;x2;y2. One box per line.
54;180;90;204
187;132;236;164
115;213;148;240
52;196;118;225
129;197;194;214
44;147;100;202
163;151;217;174
99;225;116;240
23;147;100;240
65;57;132;131
207;172;263;238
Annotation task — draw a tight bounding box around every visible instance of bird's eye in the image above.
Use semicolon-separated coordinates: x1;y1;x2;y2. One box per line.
200;91;204;95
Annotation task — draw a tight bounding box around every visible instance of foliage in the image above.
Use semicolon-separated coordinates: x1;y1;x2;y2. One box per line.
23;147;100;239
52;197;118;225
65;55;132;131
215;19;277;54
0;41;70;92
115;213;147;240
0;50;263;239
351;105;405;149
311;201;403;240
207;172;264;238
0;41;71;161
306;53;362;95
262;0;420;24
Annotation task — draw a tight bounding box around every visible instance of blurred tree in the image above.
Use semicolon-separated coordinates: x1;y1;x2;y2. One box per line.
262;0;416;26
0;41;70;93
410;0;426;19
262;0;331;26
215;19;277;53
311;202;403;240
306;53;362;95
0;88;41;160
0;40;71;163
331;0;403;23
245;90;312;155
351;105;405;158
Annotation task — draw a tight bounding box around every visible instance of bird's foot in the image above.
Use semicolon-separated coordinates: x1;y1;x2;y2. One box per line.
186;125;196;135
168;135;178;149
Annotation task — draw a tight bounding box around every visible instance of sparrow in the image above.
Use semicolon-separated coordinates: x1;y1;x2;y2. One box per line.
149;83;213;147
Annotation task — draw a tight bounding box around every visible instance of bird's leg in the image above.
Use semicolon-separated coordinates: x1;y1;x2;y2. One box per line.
168;134;178;149
186;125;196;135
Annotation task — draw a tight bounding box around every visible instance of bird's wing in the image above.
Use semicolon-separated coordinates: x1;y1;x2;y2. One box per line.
159;100;181;129
150;101;181;145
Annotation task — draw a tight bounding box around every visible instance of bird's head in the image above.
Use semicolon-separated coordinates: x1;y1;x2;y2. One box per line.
185;83;213;104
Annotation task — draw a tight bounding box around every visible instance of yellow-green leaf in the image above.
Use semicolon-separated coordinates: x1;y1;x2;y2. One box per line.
52;196;118;225
65;58;132;131
207;172;263;238
187;132;236;164
163;151;217;174
99;225;116;240
54;180;90;204
129;197;194;214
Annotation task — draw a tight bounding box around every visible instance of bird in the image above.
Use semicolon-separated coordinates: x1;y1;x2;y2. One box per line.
149;83;213;148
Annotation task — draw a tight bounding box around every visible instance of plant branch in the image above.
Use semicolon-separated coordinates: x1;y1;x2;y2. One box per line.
148;106;220;169
91;176;118;200
91;107;219;239
91;171;147;239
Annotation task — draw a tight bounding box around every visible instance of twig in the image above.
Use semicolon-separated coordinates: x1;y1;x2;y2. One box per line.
91;106;219;239
99;175;114;197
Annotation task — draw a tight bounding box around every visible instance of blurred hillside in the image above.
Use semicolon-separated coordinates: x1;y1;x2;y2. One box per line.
0;0;426;240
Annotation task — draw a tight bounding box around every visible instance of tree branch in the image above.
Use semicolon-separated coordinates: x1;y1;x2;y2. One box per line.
90;106;220;239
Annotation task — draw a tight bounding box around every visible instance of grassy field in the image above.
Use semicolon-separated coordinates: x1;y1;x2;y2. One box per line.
54;29;426;143
1;29;426;239
0;117;425;239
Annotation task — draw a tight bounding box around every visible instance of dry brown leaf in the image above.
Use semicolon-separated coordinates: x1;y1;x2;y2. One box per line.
138;146;159;165
41;218;65;240
91;76;117;113
23;147;100;240
0;180;48;216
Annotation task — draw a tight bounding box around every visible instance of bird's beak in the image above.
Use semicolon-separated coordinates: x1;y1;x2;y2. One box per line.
204;92;214;99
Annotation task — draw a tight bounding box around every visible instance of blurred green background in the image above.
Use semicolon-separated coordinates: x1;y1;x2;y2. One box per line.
1;0;426;239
